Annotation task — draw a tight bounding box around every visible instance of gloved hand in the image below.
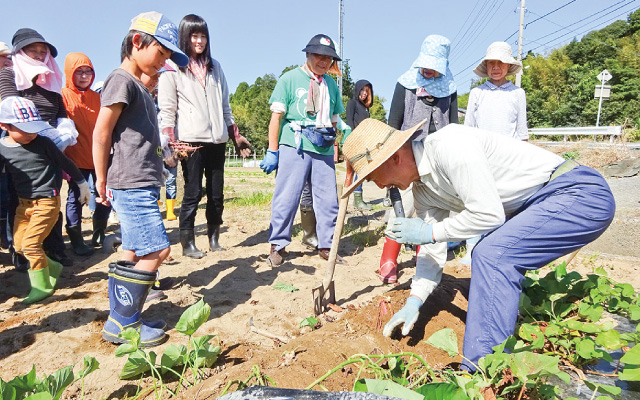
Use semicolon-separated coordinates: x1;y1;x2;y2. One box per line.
390;217;434;245
77;180;91;205
383;296;423;337
259;149;279;174
55;118;79;151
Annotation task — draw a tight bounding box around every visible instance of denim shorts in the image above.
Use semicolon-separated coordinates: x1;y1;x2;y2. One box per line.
107;187;170;256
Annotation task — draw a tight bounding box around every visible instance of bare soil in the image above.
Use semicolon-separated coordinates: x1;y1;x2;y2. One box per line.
1;141;639;399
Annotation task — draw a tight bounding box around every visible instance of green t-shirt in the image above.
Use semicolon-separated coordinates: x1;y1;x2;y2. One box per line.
269;67;345;155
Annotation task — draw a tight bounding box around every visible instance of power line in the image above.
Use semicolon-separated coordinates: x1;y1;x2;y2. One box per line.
451;0;494;54
455;6;639;90
451;0;506;64
456;1;636;79
451;1;484;45
524;0;577;28
524;2;639;53
526;0;636;44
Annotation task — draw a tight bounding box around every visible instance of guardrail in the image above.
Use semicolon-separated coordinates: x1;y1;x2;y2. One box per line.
528;126;622;142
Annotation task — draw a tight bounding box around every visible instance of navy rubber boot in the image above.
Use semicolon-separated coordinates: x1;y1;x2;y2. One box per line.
103;261;167;347
107;262;168;328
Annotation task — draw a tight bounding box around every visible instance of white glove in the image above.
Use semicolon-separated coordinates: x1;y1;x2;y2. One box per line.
55;118;78;151
77;180;91;205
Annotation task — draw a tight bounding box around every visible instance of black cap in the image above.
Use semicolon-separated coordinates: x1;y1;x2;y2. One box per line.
12;28;57;58
302;34;341;61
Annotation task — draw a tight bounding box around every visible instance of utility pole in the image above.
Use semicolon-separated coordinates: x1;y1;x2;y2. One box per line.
338;0;344;95
515;0;525;87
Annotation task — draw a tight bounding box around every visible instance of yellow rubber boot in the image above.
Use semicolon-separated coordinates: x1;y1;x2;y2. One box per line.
166;199;177;221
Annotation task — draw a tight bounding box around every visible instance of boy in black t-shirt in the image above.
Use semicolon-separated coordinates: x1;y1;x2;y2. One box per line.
0;96;89;304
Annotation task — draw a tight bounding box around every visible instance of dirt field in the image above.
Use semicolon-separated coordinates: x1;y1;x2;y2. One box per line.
1;142;639;399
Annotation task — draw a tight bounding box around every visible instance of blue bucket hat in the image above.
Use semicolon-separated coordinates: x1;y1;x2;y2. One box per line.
397;35;456;97
411;35;451;73
129;11;189;67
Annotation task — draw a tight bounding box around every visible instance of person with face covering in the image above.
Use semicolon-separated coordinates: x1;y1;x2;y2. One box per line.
158;14;251;259
346;79;374;210
61;53;112;255
0;28;79;268
260;34;346;267
379;34;458;284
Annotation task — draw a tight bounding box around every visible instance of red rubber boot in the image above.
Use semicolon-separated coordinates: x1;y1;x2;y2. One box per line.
377;237;402;283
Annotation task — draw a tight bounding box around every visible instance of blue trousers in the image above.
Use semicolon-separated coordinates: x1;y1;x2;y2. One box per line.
165;164;177;200
462;165;615;370
66;169;111;226
269;145;338;251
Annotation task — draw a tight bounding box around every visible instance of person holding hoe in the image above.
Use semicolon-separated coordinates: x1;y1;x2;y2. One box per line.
341;118;615;370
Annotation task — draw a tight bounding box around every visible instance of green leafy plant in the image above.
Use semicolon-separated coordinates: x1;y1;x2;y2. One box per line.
299;316;320;330
306;352;435;392
0;356;99;400
273;282;299;292
561;150;580;160
425;329;569;399
518;263;640;375
219;365;276;396
115;298;221;398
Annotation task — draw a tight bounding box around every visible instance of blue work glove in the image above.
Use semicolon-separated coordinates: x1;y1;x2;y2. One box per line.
259;149;279;174
383;296;423;337
390;217;435;245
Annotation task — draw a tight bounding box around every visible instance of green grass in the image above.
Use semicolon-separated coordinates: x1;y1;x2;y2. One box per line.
226;191;273;207
343;222;385;248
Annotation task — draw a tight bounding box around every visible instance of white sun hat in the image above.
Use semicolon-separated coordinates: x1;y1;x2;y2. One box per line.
473;41;522;78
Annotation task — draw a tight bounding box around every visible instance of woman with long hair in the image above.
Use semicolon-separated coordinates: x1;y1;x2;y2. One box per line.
158;14;251;259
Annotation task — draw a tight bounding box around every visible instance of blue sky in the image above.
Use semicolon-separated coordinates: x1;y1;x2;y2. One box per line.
1;0;638;113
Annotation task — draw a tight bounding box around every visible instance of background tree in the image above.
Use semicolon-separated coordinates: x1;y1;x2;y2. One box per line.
515;9;640;128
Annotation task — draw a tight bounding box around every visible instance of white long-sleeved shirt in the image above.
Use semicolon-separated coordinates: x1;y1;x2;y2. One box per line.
465;81;528;140
158;59;234;144
409;124;563;301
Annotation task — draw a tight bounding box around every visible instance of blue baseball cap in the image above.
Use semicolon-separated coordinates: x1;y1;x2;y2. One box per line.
129;11;188;67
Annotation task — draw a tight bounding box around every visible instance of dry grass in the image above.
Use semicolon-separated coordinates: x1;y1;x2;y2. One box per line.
539;141;634;170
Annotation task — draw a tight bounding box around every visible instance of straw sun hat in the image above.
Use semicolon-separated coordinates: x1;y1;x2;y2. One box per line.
342;118;427;198
473;41;522;78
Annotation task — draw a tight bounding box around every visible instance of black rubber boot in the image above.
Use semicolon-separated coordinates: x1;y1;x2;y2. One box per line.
91;218;108;247
207;224;225;251
46;249;73;267
66;224;94;256
180;229;205;259
10;245;29;272
103;261;167;347
300;205;318;250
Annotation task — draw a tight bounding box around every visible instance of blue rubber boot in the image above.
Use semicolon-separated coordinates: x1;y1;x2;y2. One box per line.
102;261;168;347
107;262;167;329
